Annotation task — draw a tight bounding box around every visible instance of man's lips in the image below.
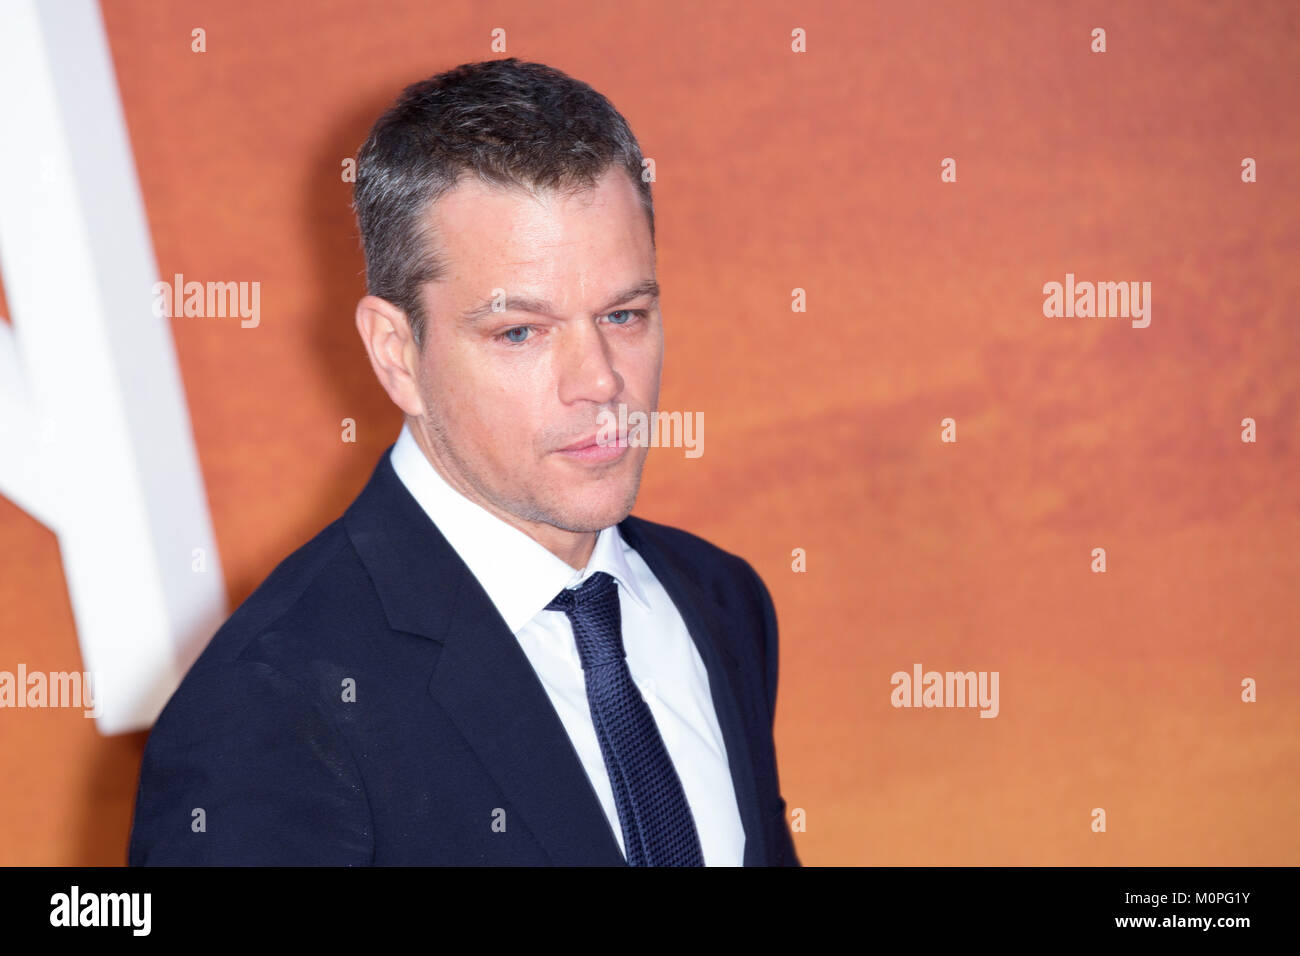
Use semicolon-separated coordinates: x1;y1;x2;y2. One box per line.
555;431;629;462
557;432;626;451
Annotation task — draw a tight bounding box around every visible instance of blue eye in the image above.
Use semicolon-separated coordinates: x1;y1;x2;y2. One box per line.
493;310;646;347
495;326;534;345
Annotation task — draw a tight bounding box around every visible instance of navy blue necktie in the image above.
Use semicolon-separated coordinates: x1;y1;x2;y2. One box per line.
546;570;705;866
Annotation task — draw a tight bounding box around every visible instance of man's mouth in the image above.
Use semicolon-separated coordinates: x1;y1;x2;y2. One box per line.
555;431;629;462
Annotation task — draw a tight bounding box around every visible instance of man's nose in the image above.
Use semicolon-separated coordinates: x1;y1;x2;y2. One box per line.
555;318;623;405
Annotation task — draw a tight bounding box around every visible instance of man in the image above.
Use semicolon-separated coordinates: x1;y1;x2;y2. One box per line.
128;57;799;866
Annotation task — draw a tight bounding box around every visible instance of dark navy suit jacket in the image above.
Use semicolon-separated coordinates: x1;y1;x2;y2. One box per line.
128;446;800;865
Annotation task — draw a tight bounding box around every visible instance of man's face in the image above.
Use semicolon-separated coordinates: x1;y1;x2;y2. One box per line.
412;165;662;538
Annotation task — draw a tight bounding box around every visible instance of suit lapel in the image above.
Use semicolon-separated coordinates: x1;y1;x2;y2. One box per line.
346;449;625;866
617;516;771;867
426;569;628;865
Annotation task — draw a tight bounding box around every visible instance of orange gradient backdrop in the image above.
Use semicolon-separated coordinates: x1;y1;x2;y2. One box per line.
1;0;1297;865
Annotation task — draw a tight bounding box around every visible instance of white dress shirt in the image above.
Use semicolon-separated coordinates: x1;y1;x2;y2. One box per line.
389;423;745;865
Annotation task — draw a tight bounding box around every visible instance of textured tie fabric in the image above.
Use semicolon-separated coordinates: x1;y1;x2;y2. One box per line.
546;570;705;866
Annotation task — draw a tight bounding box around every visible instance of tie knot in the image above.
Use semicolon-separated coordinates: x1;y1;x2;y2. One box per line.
545;570;616;613
545;571;623;669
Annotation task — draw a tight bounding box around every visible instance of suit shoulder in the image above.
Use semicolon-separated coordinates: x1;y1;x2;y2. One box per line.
185;515;380;674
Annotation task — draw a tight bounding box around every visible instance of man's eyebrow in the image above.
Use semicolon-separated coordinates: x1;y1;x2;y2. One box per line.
459;279;660;325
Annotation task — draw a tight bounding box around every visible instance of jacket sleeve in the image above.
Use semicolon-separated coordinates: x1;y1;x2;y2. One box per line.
742;559;802;867
128;657;373;865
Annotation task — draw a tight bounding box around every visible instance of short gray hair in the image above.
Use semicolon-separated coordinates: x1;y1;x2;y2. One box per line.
353;58;655;348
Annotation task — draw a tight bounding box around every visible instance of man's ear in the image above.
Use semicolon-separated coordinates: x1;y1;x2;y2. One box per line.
356;294;424;416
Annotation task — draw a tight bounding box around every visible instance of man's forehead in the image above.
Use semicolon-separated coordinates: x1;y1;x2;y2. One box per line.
420;169;653;315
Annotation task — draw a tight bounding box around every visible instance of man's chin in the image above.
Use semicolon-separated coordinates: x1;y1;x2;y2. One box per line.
546;503;634;534
541;487;638;533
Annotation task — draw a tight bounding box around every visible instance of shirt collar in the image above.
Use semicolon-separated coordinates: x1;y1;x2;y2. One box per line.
388;421;650;634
